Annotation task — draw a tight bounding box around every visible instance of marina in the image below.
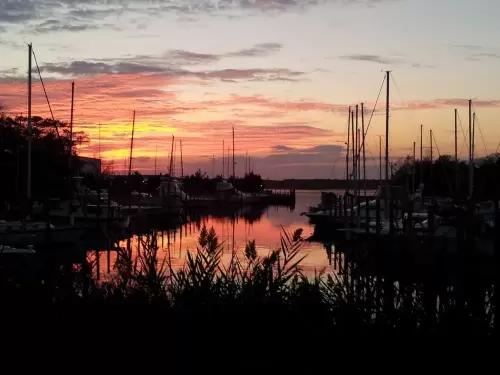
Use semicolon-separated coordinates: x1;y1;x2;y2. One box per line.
1;2;500;341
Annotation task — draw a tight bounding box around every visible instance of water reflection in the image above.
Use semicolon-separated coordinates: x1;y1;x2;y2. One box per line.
89;190;337;279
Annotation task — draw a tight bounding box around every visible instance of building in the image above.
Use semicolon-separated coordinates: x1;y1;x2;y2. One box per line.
79;156;101;176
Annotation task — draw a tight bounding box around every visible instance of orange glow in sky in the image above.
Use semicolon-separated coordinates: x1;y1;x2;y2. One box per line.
1;1;500;178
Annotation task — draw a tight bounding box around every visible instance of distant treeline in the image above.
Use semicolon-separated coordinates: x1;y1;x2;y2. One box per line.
262;179;381;191
86;170;265;196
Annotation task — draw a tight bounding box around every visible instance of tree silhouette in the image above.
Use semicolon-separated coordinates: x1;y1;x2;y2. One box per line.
0;114;87;205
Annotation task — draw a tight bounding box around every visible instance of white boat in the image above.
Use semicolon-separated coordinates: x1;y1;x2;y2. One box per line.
159;178;190;201
215;180;260;204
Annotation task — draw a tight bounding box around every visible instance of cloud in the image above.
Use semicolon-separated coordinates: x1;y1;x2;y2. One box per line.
32;18;121;33
165;50;220;65
272;145;295;152
76;119;340;175
39;60;168;76
128;142;345;178
0;72;189;126
452;44;500;62
468;52;500;61
200;94;500;116
202;94;345;112
4;39;293;81
225;43;283;57
205;143;346;179
0;0;400;26
339;54;402;65
393;98;500;110
338;53;433;68
33;57;305;83
202;68;304;82
452;44;483;51
0;1;37;23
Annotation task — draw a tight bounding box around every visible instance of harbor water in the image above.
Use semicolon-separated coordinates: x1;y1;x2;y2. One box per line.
89;190;340;278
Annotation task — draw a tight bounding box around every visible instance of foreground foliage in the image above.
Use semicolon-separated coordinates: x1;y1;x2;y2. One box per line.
1;225;496;357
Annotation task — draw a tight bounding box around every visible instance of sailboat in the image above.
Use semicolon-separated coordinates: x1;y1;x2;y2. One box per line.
0;44;85;247
305;73;417;231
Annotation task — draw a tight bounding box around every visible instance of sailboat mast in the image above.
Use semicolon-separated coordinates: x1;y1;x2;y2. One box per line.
385;70;390;186
354;104;359;198
412;142;416;195
68;81;75;219
355;104;359;198
468;99;473;198
27;43;33;215
361;103;366;197
346;106;350;191
69;81;75;168
169;135;174;176
472;112;476;166
245;150;248;176
128;111;136;177
420;124;423;185
172;138;176;177
180;140;184;178
351;109;355;192
154;146;158;175
227;146;230;177
98;122;101;160
222;140;225;178
430;129;433;198
385;70;390;218
379;136;382;185
232;126;235;183
454;109;458;195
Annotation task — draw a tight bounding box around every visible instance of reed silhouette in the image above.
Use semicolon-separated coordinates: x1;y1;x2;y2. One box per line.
1;223;496;350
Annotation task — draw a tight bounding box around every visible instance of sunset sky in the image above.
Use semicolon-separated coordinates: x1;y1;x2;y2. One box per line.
1;0;499;179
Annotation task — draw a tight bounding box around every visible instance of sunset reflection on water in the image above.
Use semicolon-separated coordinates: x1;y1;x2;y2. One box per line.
89;190;337;279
